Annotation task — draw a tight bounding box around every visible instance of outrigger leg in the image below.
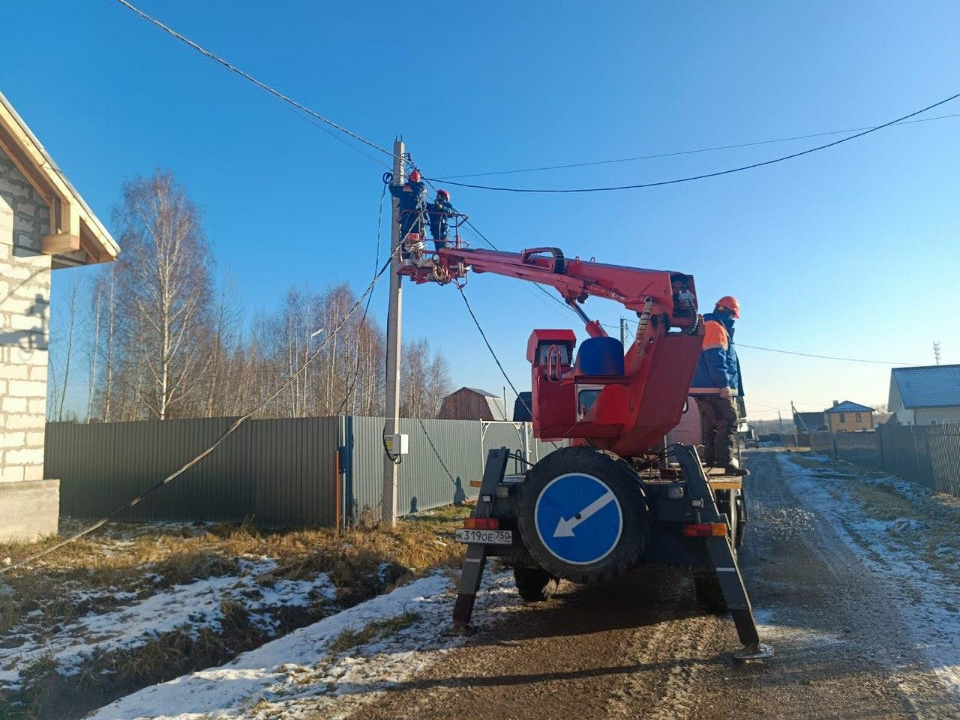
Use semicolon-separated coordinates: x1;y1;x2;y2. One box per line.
675;444;774;661
451;448;510;633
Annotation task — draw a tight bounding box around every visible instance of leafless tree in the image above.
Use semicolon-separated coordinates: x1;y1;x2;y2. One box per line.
201;278;244;417
56;277;82;422
63;169;451;423
425;352;452;417
111;171;214;420
85;276;103;421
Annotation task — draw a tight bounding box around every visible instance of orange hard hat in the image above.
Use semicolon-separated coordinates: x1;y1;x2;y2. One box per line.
715;296;740;319
437;189;450;200
408;170;421;182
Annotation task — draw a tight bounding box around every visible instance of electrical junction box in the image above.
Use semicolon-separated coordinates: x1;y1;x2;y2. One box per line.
385;433;409;455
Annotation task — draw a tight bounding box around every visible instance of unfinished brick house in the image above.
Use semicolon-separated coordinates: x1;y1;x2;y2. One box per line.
0;91;118;541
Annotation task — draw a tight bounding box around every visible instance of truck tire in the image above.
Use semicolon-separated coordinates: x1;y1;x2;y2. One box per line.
717;489;746;552
694;574;727;613
517;447;650;584
734;489;748;549
513;566;560;602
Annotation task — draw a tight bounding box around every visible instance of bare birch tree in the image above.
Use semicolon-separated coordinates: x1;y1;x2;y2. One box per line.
86;277;103;421
57;277;82;422
111;171;213;420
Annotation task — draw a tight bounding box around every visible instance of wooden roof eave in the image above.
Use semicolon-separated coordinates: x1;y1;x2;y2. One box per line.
0;93;119;268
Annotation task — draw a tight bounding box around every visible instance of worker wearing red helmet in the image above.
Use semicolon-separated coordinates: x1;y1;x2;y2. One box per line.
388;169;428;246
426;189;457;251
690;296;746;475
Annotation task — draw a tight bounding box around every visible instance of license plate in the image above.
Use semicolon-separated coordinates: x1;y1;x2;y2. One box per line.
456;529;513;545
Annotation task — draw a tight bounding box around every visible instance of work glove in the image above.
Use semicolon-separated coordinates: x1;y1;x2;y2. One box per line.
719;387;733;399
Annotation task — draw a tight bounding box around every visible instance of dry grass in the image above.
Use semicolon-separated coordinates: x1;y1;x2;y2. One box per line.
0;505;472;720
328;611;421;655
0;507;470;633
789;453;960;578
847;479;960;575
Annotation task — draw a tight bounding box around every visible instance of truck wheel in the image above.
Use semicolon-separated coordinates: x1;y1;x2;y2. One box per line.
694;574;727;613
517;446;650;584
734;489;748;549
513;566;560;602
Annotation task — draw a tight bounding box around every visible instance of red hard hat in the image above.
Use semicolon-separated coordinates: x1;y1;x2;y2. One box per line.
715;296;740;319
408;170;421;182
437;189;450;200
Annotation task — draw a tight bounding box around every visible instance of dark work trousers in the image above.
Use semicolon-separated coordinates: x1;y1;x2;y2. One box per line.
398;211;425;259
429;218;449;250
399;211;424;240
695;394;739;466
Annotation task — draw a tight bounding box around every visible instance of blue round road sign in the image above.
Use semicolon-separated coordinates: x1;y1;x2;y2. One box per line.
534;473;623;565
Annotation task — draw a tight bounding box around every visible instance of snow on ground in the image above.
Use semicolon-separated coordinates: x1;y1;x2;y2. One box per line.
778;454;960;700
0;558;335;689
88;568;519;720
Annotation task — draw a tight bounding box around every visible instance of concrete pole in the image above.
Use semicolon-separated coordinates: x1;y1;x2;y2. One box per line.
382;139;405;527
620;317;627;347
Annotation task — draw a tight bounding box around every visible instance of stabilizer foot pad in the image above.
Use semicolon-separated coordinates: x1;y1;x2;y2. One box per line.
733;643;774;661
446;623;475;637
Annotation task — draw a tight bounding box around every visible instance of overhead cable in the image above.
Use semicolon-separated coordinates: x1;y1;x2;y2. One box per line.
337;183;388;414
434;112;960;180
433;91;960;193
457;286;559;448
1;246;401;574
737;343;915;365
113;0;395;163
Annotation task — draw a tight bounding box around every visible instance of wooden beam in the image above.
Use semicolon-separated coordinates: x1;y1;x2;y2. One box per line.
0;100;120;262
41;232;80;255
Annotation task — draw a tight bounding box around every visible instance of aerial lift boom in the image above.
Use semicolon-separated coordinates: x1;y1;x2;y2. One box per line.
401;245;703;458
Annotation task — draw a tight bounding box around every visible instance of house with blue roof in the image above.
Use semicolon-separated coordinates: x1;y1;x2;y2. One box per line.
889;364;960;425
824;400;875;433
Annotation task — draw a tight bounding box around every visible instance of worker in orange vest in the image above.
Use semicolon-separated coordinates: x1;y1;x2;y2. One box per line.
690;296;746;475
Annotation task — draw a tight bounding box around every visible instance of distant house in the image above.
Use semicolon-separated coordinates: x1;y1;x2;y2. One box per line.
824;400;874;432
889;364;960;425
438;387;507;421
793;410;827;433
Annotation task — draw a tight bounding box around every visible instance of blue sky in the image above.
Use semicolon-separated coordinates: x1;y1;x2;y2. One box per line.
4;1;959;419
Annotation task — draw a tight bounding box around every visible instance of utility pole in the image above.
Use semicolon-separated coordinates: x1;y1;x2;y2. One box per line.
933;341;941;366
382;138;405;527
620;317;627;347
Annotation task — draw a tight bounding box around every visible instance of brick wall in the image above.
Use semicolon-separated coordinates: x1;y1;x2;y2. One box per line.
0;147;53;486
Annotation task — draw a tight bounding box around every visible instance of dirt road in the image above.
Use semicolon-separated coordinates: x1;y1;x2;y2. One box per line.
344;450;959;720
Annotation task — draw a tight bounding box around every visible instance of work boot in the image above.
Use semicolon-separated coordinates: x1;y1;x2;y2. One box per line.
723;458;748;477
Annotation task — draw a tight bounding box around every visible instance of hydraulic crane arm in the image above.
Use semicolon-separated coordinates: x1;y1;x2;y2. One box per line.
400;243;704;457
401;245;700;336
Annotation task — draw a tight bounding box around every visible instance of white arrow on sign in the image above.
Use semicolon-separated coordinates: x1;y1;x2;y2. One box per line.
553;489;616;538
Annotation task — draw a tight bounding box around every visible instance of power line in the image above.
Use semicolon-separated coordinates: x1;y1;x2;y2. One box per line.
434;112;960;180
1;246;401;574
457;285;525;400
737;343;915;366
433;91;960;193
112;0;395;163
417;418;457;485
337;183;388;414
456;219;578;318
414;168;581;322
457;285;558;448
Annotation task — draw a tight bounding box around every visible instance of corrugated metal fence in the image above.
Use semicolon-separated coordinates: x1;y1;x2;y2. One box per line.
807;425;960;497
45;417;556;527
